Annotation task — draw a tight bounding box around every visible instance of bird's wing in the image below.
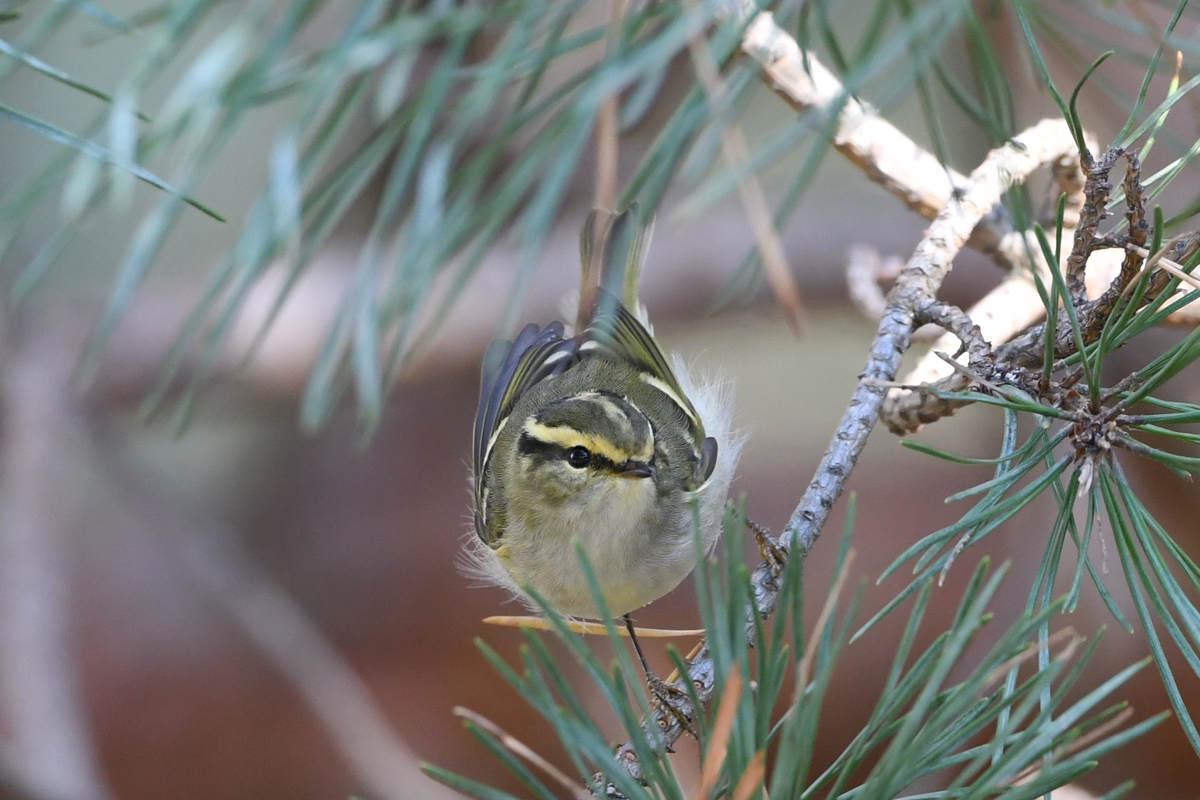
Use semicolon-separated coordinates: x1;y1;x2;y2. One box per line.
473;321;575;543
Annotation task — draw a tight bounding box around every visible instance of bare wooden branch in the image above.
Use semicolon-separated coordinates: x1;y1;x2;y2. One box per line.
785;118;1074;546
604;103;1075;794
737;5;1051;274
880;129;1084;433
739;9;971;224
845;245;905;322
739;5;1084;435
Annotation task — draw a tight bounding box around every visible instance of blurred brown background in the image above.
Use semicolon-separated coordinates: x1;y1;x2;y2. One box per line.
1;2;1199;800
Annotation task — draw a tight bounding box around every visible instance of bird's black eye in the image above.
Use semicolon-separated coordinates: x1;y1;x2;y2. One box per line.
566;446;591;468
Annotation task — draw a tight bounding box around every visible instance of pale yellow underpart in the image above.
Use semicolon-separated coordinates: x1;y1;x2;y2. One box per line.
493;470;660;616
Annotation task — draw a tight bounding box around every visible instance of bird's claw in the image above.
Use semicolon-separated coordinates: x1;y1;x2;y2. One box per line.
746;516;788;570
647;674;697;741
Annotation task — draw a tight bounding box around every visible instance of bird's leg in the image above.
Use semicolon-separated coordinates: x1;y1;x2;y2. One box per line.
623;614;697;740
745;515;788;571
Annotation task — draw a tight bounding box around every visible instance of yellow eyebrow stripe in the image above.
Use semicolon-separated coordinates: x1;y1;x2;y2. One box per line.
521;419;654;464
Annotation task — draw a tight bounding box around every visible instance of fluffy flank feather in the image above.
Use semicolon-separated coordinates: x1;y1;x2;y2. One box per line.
460;533;535;610
671;353;746;553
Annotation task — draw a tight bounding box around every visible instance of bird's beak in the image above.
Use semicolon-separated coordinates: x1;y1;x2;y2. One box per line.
617;462;655;479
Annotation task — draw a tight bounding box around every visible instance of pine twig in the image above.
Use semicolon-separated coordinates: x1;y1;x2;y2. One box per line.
453;707;591;800
788;118;1076;550
879;121;1081;433
604;19;1078;793
739;4;1082;435
737;4;1045;273
483;615;704;638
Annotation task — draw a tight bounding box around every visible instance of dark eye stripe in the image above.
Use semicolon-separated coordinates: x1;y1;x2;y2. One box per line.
517;431;621;472
530;391;654;464
517;431;565;463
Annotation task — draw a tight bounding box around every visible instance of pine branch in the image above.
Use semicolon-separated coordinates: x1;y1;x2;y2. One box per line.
606;120;1080;797
605;5;1200;789
602;7;1083;786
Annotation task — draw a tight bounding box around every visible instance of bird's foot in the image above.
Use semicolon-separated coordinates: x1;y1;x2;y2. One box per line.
646;673;697;741
746;516;788;571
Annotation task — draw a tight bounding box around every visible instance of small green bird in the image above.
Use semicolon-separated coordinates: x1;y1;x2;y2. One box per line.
467;208;743;620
